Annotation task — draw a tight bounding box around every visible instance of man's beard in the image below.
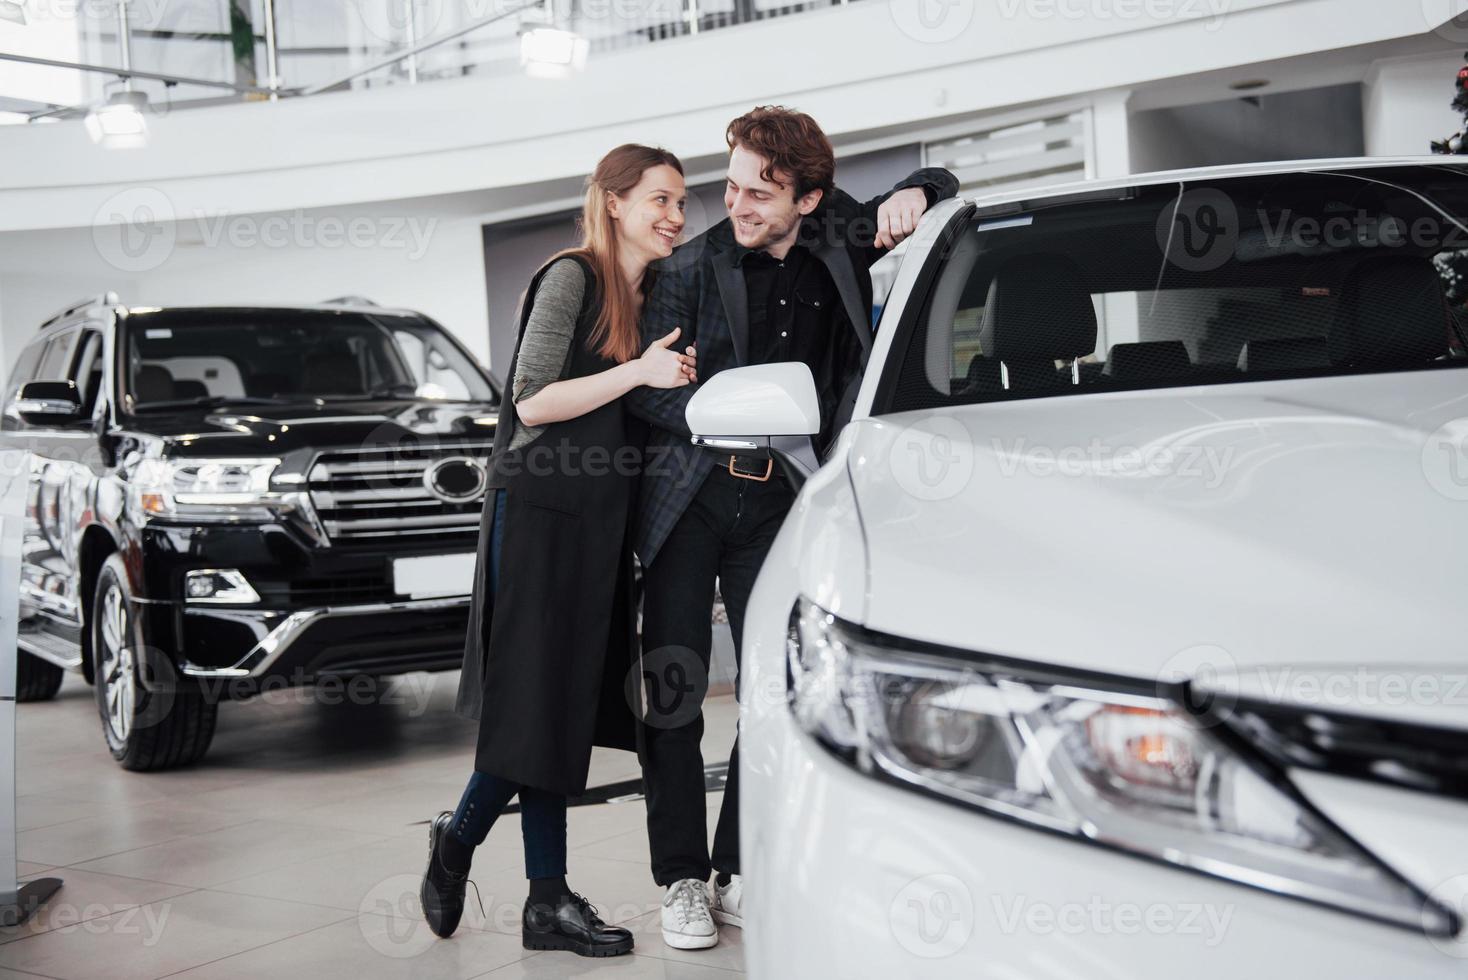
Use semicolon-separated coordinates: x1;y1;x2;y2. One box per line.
734;210;800;250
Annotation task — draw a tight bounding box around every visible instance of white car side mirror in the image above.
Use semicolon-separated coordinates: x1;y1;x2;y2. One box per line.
686;363;820;452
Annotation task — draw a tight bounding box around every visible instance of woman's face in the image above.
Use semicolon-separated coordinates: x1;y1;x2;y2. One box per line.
611;164;687;263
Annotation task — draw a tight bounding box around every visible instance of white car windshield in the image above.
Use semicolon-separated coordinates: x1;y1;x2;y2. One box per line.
881;165;1468;413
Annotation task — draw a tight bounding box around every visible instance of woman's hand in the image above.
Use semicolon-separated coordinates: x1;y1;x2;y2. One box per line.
638;327;698;389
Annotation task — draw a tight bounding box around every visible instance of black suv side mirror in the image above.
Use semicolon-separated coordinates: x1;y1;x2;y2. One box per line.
13;380;83;425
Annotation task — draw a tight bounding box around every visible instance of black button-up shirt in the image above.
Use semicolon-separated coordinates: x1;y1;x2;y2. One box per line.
735;241;840;369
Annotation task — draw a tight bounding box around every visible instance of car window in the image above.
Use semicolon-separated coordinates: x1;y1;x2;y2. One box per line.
70;330;105;418
881;166;1468;414
4;338;48;402
33;329;77;382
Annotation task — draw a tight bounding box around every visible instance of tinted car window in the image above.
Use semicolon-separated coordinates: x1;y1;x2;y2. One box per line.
34;330;77;382
5;338;48;401
883;166;1468;413
121;310;496;410
70;331;105;417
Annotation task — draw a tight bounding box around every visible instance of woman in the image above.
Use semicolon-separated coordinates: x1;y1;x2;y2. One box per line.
421;144;694;957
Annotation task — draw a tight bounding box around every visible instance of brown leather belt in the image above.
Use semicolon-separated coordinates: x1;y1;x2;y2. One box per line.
727;455;773;482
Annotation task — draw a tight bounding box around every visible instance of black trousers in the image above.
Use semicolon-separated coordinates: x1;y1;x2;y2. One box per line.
638;462;795;886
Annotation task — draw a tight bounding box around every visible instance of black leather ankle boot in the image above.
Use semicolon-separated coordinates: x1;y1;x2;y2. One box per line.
522;892;634;957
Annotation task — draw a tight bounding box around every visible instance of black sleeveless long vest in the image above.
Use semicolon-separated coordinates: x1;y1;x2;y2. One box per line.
455;253;639;795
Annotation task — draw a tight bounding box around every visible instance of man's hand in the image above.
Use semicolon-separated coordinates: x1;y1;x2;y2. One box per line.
875;186;930;250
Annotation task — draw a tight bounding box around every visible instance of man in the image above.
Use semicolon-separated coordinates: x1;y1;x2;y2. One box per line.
628;106;958;950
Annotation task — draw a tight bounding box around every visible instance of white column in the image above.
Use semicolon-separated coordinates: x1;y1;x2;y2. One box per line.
1363;52;1466;156
0;452;23;909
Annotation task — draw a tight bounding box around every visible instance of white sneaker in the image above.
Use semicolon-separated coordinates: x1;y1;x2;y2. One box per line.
661;877;718;949
712;874;743;928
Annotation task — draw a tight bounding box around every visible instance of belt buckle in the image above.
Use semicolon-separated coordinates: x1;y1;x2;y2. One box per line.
728;455;773;482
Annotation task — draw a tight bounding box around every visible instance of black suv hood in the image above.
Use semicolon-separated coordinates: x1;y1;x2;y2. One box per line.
136;399;500;456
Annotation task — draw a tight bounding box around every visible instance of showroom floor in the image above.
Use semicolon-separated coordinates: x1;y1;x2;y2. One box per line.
0;671;745;979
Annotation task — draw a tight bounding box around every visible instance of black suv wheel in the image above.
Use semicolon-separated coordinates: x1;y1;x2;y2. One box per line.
92;554;218;770
15;651;63;702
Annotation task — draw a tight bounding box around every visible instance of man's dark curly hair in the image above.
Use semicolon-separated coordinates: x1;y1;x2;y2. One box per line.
726;105;835;200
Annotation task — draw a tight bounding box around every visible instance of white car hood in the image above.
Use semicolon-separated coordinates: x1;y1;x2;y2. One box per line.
846;369;1468;718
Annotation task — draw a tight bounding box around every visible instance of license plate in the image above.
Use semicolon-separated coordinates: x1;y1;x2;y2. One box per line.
391;553;475;599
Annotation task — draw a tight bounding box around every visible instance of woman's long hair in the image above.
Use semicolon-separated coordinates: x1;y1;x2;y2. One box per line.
550;144;683;363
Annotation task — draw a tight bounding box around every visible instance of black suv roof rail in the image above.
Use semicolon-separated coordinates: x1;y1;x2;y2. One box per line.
39;291;120;330
320;295;378;306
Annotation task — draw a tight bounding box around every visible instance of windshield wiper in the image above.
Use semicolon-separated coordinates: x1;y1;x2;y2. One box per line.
130;394;304;412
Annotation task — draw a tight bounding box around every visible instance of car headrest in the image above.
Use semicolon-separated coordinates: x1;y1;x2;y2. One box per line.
174;380;209;400
1238;337;1330;373
1330;255;1449;367
978;255;1097;364
135;364;174;403
1103;341;1192;381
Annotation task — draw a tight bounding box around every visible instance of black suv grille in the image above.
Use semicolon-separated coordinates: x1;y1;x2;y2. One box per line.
307;443;491;543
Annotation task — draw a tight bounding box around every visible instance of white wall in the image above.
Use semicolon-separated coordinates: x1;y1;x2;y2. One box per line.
1364;51;1467;155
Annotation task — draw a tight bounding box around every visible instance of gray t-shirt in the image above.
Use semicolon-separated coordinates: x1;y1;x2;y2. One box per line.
507;257;587;451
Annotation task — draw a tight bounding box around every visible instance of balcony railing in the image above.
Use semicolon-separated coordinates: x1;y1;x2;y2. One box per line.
26;0;858;113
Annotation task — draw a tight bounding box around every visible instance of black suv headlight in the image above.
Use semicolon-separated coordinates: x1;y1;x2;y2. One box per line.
130;457;303;523
786;597;1456;935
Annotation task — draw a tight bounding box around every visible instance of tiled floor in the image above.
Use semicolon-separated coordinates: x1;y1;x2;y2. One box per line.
0;672;745;979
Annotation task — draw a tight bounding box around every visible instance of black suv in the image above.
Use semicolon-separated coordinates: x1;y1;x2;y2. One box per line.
2;293;500;770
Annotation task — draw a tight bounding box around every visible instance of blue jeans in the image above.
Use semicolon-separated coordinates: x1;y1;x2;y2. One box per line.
450;488;568;879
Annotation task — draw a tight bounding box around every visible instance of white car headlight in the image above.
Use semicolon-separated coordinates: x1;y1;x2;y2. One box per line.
786;597;1457;936
131;458;290;522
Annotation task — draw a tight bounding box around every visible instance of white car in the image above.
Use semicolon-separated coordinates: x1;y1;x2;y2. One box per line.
688;157;1468;977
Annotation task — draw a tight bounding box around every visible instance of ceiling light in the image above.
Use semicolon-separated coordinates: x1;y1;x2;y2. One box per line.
519;27;588;80
84;90;148;149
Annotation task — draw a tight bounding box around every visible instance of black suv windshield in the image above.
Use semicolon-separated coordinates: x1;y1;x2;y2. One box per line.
122;309;496;412
882;165;1468;413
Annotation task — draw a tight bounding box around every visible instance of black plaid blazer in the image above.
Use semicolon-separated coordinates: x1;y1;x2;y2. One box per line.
628;167;960;566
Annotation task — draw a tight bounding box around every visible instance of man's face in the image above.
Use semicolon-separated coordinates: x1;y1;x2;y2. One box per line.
724;144;821;251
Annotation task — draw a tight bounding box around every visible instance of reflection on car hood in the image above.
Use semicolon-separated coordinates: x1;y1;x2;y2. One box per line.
845;369;1468;697
140;399;499;455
